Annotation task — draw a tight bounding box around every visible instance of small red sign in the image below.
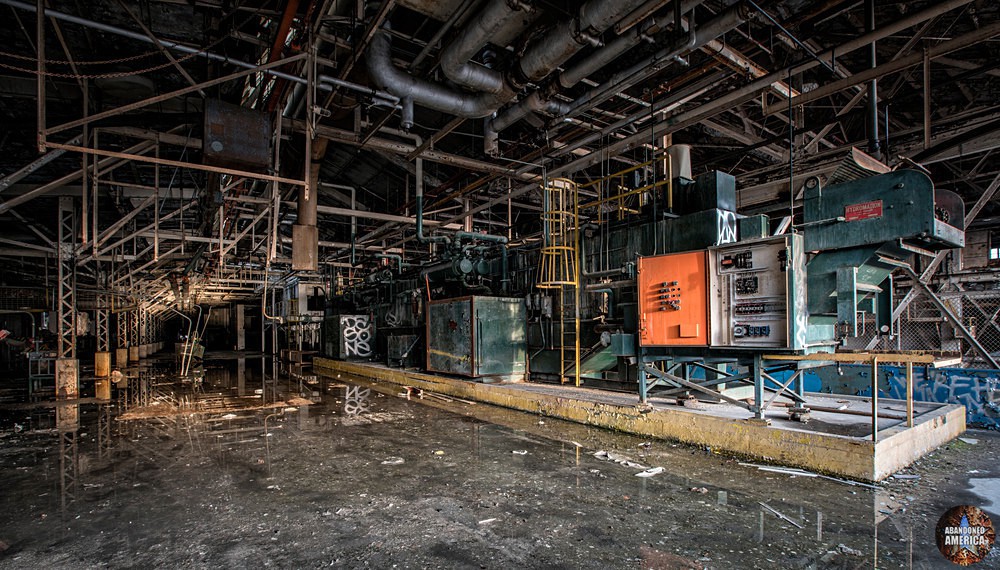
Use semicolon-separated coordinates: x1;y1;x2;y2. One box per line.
845;200;883;222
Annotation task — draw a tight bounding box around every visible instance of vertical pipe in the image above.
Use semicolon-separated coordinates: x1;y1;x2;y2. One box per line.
866;0;881;159
35;0;45;151
905;361;913;427
753;353;764;420
871;356;879;441
81;85;89;246
923;48;931;150
154;144;159;261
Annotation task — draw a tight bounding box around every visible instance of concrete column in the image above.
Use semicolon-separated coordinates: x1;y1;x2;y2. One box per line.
116;348;129;367
129;345;139;362
55;358;79;399
292;138;328;271
94;351;111;377
94;377;111;400
236;304;246;351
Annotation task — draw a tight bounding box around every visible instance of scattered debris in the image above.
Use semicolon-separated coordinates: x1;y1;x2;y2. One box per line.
958;437;979;445
13;424;23;433
837;544;863;556
759;502;804;529
690;487;708;494
739;462;817;478
220;413;238;420
635;467;664;478
593;450;647;470
511;450;528;455
739;462;877;489
380;457;405;465
478;518;497;525
638;442;651;449
891;474;920;480
433;450;445;456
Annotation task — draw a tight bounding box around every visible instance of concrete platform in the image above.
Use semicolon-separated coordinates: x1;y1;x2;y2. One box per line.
313;358;966;482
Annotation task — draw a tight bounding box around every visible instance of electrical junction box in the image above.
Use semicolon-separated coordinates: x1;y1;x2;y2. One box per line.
708;234;808;350
637;251;709;347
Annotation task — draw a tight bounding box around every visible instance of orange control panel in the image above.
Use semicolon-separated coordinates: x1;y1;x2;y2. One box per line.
638;251;709;346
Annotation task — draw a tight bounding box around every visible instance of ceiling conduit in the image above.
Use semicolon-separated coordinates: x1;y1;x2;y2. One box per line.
439;0;535;94
367;0;652;121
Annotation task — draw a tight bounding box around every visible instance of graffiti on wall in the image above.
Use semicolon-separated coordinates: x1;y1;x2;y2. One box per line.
806;364;1000;430
342;315;373;358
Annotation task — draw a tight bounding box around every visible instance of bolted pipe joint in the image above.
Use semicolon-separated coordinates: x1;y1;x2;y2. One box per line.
572;18;604;48
400;97;414;132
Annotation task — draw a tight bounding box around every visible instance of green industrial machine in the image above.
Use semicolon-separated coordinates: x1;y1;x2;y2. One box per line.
803;169;965;341
426;296;526;382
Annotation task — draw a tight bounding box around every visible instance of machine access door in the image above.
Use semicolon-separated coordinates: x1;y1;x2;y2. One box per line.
637;251;709;346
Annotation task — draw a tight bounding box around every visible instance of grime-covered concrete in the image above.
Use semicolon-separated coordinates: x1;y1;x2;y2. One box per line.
313;359;967;482
0;357;997;569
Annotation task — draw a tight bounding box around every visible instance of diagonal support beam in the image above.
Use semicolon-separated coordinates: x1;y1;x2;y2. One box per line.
0;135;79;192
899;264;999;369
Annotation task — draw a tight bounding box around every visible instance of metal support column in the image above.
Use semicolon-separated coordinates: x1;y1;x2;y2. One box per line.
871;356;879;441
95;286;110;379
116;306;129;367
128;309;139;362
55;196;78;399
752;353;765;420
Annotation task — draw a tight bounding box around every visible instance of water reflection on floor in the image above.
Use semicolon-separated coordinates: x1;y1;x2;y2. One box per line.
0;356;997;569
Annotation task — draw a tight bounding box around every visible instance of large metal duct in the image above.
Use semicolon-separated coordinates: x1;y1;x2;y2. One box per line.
370;0;657;122
515;0;651;84
367;25;513;118
439;0;535;94
492;0;701;133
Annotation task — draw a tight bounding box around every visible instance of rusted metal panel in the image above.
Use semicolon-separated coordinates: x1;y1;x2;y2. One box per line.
203;99;271;172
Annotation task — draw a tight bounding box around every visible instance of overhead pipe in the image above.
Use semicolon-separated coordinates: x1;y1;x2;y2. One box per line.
514;0;651;85
379;128;451;245
369;0;655;123
491;0;699;133
439;0;535;94
367;25;513;119
865;0;881;160
567;0;745;117
491;91;572;133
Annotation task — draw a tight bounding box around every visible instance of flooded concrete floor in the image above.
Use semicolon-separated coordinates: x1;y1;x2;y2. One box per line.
0;357;997;569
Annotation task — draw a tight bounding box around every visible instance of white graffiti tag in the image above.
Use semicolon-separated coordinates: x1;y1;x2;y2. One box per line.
718;210;738;244
342;315;373;357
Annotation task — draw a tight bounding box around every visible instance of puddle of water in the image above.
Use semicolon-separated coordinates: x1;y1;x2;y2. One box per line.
0;356;996;568
968;478;1000;516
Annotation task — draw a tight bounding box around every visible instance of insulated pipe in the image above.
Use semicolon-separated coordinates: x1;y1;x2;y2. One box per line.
454;231;508;244
516;0;651;84
866;0;881;160
367;25;513;118
439;0;534;94
568;0;744;115
491;0;700;132
491;91;572;132
556;17;659;90
381;128;450;245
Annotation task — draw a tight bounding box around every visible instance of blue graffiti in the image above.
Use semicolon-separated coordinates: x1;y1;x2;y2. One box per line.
792;365;1000;430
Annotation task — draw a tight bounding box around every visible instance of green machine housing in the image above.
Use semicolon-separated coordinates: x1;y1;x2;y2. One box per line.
426;296;527;382
802;169;965;342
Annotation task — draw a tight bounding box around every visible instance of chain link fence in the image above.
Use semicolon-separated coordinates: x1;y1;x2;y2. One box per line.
841;283;1000;367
